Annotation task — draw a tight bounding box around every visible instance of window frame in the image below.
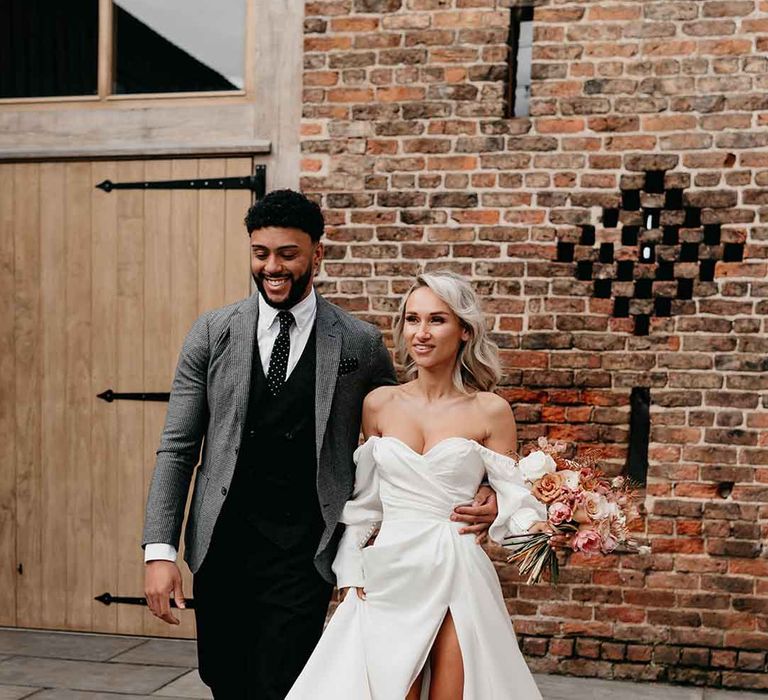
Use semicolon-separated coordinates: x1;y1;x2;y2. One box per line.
0;0;254;105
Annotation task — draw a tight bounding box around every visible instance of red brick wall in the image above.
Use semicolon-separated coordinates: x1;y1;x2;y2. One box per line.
302;0;768;690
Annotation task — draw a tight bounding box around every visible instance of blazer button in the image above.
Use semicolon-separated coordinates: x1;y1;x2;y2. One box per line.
221;487;227;496
248;429;256;438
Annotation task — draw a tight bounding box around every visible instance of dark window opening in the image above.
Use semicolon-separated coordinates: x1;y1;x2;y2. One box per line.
576;260;593;281
506;5;533;118
703;224;721;246
622;190;641;211
654;297;672;317
723;243;744;262
594;278;612;298
614;297;630;318
0;0;98;98
662;226;679;245
625;387;650;485
602;209;619;228
557;241;574;262
634;315;650;336
580;225;596;246
677;278;694;300
616;261;634;281
621;226;639;247
644;171;665;194
634;279;652;299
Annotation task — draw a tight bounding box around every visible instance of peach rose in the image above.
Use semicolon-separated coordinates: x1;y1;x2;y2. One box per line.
583;491;611;521
532;472;563;504
572;528;603;554
548;501;572;526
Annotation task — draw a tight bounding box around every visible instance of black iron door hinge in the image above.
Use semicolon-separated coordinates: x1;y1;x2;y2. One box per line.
95;592;195;609
96;164;265;197
97;389;170;402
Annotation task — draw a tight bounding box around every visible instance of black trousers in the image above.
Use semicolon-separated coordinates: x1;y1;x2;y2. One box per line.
193;513;333;700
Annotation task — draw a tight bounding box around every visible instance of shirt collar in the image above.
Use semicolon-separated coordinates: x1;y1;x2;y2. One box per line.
258;287;317;333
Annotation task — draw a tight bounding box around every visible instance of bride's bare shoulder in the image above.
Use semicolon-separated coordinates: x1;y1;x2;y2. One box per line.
474;391;515;422
363;384;401;411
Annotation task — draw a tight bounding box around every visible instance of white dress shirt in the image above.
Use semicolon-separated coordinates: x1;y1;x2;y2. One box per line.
145;289;318;563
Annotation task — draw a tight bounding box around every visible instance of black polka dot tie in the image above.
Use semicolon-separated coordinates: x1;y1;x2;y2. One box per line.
267;311;294;396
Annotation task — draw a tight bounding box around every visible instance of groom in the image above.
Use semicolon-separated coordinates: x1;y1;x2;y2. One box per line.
142;189;498;699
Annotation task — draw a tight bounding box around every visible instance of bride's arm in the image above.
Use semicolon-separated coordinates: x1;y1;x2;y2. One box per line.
451;393;514;542
477;394;548;541
482;392;518;457
332;390;389;598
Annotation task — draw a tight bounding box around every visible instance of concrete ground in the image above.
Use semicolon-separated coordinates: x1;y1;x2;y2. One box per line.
0;628;764;700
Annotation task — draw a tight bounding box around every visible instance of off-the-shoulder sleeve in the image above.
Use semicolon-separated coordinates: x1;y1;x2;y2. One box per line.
477;444;547;543
331;437;383;588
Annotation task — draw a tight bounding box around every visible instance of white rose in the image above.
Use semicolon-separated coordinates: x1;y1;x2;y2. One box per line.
559;469;580;490
518;450;557;483
584;492;612;521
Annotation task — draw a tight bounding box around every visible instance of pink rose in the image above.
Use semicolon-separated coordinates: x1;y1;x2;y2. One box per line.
572;528;603;554
548;502;572;526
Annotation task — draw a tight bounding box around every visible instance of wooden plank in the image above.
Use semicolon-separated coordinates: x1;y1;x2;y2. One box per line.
198;158;227;313
115;160;145;636
168;160;202;639
64;162;94;631
0;164;16;626
90;160;119;633
14;162;42;629
141;160;182;637
170;160;200;352
224;157;253;305
39;162;68;630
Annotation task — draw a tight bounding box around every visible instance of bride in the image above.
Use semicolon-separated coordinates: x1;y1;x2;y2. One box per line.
286;271;547;699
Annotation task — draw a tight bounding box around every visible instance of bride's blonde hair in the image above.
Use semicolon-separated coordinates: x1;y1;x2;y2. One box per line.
394;271;502;394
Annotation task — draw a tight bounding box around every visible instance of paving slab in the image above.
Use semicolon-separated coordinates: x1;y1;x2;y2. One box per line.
0;687;40;700
535;675;703;700
109;640;198;668
152;670;212;699
0;629;143;662
704;692;768;699
0;657;186;694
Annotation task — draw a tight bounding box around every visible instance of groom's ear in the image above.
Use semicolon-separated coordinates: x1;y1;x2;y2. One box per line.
312;241;324;274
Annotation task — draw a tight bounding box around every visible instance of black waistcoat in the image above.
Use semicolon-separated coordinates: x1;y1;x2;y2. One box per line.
224;328;323;550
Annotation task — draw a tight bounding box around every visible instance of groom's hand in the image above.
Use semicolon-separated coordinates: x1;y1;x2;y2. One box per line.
451;486;498;543
145;561;186;625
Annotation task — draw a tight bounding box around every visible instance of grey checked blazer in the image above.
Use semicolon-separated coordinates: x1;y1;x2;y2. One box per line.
142;292;397;582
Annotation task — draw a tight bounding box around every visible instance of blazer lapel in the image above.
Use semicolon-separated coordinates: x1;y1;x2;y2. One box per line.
314;295;342;458
230;292;260;424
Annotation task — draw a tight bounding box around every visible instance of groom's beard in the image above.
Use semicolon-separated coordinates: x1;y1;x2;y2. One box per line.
253;264;313;310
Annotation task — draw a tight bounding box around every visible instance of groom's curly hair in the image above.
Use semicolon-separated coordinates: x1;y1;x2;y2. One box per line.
244;189;324;242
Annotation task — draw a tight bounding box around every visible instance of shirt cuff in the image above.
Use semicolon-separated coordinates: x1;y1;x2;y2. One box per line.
144;543;178;563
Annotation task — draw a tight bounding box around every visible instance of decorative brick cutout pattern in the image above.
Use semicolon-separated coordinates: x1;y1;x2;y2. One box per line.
557;170;746;335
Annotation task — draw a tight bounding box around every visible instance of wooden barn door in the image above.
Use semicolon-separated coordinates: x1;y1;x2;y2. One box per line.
0;157;254;637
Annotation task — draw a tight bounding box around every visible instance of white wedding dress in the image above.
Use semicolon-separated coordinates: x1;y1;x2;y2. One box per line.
286;435;546;700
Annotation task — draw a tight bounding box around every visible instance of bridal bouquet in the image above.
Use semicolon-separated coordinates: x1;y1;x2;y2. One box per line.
504;437;644;585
